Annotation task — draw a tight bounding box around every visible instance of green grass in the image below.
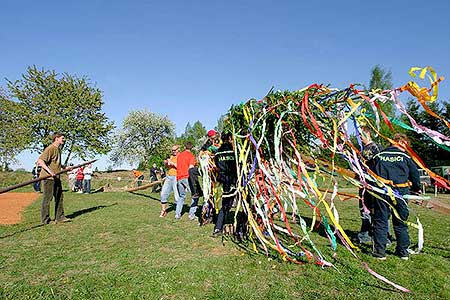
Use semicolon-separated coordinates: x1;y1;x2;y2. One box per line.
0;186;449;299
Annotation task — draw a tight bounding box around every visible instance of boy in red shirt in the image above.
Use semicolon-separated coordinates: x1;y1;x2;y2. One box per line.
175;141;196;219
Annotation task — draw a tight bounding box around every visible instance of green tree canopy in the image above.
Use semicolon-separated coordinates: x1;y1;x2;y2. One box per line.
0;90;31;170
178;120;207;150
6;66;115;165
369;65;393;91
364;65;396;146
402;99;450;166
109;109;175;169
215;114;228;133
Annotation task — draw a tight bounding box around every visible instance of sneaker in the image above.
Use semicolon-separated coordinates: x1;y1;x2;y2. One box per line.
42;218;52;225
386;238;392;248
188;214;198;221
395;249;413;259
175;214;181;220
211;229;223;238
372;252;386;260
159;210;167;218
374;256;387;261
406;248;417;255
357;232;372;244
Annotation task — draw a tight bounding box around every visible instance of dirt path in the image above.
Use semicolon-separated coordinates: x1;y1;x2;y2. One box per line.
0;192;40;225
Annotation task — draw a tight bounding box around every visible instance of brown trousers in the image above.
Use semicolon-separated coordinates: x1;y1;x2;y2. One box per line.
41;178;65;224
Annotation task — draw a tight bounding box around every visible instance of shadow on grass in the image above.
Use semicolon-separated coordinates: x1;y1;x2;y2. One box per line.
129;192;192;215
0;224;45;239
365;283;406;293
1;203;119;239
66;202;118;219
91;186;104;194
427;245;450;259
221;210;376;262
129;191;160;201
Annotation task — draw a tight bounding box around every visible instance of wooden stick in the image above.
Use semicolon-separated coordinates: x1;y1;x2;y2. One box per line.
0;159;97;194
126;179;165;192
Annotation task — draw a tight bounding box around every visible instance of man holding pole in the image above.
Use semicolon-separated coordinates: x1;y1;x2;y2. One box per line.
37;133;72;224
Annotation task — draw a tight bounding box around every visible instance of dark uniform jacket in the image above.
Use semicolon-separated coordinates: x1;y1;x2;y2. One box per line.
201;139;220;153
362;142;383;171
201;140;213;151
214;143;237;185
373;145;421;193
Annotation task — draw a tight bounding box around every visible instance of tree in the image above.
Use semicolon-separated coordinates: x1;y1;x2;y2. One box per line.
6;66;115;165
215;114;228;133
402;99;450;166
364;65;396;146
178;120;207;150
369;65;393;91
0;90;30;171
109;109;175;169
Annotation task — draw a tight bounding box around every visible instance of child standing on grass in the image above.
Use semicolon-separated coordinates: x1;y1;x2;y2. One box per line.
76;166;84;193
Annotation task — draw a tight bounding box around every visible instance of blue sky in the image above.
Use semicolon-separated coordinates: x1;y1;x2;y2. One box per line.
2;0;450;171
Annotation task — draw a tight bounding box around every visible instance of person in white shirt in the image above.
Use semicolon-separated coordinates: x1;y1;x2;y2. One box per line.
83;164;94;194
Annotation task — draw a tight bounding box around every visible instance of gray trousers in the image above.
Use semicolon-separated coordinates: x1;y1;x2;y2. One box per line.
41;178;65;224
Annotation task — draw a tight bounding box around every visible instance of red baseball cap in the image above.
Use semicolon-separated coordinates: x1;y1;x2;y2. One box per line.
207;129;217;137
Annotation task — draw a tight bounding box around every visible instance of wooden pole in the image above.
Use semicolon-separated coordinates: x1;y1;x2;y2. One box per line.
126;178;165;192
0;159;97;194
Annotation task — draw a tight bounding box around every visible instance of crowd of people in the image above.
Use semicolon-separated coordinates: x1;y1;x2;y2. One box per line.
66;163;94;194
157;129;237;237
34;129;422;258
156;127;422;253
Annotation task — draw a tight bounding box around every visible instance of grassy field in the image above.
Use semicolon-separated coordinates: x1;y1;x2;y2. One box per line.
0;172;449;299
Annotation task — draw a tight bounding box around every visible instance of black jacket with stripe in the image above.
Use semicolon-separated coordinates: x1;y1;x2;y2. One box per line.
373;145;421;193
214;142;237;185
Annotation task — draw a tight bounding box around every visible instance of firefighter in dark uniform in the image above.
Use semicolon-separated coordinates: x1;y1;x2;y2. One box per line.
372;133;421;260
212;132;237;237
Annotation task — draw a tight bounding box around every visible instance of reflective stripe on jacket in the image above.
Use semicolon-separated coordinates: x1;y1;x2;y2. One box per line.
373;146;421;192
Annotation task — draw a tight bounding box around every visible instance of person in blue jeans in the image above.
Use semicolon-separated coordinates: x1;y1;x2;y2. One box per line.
175;142;196;219
159;145;179;217
82;163;93;194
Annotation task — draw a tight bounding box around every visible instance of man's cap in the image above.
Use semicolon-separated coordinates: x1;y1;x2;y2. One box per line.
207;129;217;137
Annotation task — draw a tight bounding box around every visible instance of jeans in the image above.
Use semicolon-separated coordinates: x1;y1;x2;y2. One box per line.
176;178;189;217
189;197;200;217
160;175;179;204
83;179;91;193
76;179;83;191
